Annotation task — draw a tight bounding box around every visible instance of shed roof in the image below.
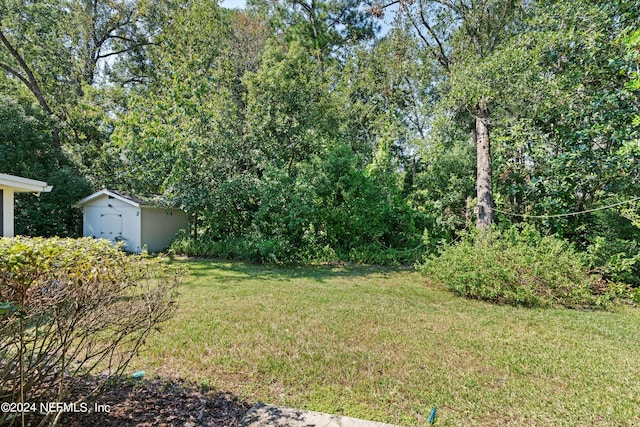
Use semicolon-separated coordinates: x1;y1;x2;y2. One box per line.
0;173;53;193
73;189;169;209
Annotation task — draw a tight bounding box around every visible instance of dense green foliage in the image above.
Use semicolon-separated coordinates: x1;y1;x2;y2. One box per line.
172;143;420;263
420;227;635;308
0;98;92;236
0;0;638;280
0;237;181;425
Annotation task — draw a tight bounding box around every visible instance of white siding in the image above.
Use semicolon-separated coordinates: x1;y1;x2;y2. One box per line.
1;187;14;237
140;208;188;252
82;195;142;252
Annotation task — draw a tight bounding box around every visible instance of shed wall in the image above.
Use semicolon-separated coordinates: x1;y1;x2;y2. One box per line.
140;208;188;252
82;196;142;252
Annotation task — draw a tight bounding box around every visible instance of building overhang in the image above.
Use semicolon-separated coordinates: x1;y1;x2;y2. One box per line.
0;173;53;195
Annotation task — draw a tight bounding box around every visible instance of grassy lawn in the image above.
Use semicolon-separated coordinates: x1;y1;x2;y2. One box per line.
132;259;640;426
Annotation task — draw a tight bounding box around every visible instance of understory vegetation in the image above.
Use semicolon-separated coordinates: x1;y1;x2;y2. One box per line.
0;237;182;426
1;2;639;425
0;0;639;302
420;226;638;309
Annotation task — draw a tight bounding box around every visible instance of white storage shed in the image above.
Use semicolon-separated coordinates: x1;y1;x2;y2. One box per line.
74;189;188;253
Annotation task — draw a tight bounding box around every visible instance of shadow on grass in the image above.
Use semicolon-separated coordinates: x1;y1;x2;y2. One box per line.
57;376;252;427
170;257;407;283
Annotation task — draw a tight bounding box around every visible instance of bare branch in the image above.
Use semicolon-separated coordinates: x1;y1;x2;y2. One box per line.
0;62;30;87
0;29;55;118
293;0;314;15
95;42;154;60
327;5;349;29
417;0;450;71
105;34;141;44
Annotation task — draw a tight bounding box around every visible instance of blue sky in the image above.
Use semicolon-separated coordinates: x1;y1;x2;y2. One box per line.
220;0;246;9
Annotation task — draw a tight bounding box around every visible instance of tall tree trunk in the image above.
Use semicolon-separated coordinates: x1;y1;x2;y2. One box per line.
475;99;494;229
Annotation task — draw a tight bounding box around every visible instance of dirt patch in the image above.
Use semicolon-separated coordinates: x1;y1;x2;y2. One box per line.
58;378;253;426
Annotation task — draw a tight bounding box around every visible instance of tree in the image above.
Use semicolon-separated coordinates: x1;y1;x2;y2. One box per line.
250;0;377;60
0;96;92;236
391;0;521;229
623;24;640;143
0;0;153;146
485;2;640;236
0;0;68;146
337;28;435;166
244;40;343;171
109;0;265;236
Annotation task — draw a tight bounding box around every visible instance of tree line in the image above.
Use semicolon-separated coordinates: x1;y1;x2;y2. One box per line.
0;0;638;270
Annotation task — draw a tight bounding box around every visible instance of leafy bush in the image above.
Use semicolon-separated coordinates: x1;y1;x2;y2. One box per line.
587;236;640;288
408;143;476;243
419;226;627;309
346;244;423;266
170;145;424;266
170;232;257;260
0;237;183;425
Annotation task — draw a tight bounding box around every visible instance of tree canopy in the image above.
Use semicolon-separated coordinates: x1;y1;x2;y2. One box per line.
0;0;638;276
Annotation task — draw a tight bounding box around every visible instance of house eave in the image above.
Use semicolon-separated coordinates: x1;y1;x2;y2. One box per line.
0;173;53;193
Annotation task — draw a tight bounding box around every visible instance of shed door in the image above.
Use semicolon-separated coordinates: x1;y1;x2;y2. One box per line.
100;213;123;242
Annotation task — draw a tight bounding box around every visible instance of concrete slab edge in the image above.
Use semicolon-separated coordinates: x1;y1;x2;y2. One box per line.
240;402;403;427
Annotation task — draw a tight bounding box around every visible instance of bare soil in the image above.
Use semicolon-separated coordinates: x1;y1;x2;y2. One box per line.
59;378;253;427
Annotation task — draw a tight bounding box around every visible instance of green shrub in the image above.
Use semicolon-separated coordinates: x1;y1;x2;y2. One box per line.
345;244;423;266
170;232;254;260
0;237;183;425
419;226;626;309
171;233;424;266
170;144;424;266
587;236;640;288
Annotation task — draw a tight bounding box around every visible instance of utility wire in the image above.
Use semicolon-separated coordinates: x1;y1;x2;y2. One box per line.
493;196;640;219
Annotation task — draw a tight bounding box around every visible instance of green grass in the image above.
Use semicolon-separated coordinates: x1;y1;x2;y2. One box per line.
132;259;640;426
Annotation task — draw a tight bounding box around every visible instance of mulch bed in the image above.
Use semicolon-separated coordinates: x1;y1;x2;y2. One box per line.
58;379;253;427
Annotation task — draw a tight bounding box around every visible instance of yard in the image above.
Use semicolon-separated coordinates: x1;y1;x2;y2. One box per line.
131;259;640;426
